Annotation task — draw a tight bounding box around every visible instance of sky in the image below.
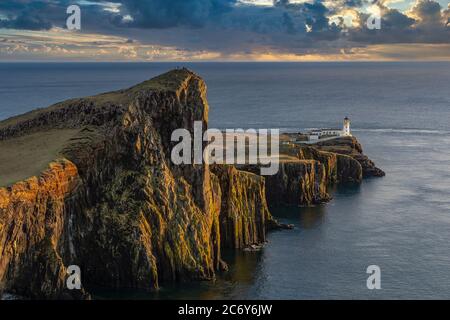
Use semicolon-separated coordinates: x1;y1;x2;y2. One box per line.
0;0;449;61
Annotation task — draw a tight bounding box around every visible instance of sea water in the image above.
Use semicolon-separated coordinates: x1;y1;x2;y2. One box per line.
1;62;450;299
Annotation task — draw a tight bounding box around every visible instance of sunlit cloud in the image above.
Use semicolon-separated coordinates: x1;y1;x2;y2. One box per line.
0;28;226;61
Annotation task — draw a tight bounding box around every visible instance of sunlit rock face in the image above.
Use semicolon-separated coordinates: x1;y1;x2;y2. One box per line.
0;69;277;299
314;136;385;178
211;165;272;250
239;135;383;207
263;161;331;206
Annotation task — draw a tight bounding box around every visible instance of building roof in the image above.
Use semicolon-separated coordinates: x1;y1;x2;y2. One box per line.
308;128;342;135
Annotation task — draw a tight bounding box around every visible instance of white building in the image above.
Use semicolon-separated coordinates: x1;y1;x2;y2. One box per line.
343;116;351;136
308;117;351;141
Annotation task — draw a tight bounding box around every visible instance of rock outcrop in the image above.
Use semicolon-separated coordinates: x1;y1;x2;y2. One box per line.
240;160;331;207
315;136;385;178
243;135;381;207
211;165;272;249
0;69;278;299
0;160;88;299
297;146;338;183
264;161;331;207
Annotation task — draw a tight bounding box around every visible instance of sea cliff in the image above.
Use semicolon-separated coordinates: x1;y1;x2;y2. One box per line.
0;69;280;298
241;132;384;207
0;69;384;299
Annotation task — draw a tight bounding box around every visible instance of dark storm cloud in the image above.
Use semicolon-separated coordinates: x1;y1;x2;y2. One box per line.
0;0;116;31
410;0;443;25
383;8;416;29
0;1;55;30
0;12;52;30
0;0;364;36
349;0;449;44
303;2;330;31
111;0;336;37
116;0;237;28
219;0;343;38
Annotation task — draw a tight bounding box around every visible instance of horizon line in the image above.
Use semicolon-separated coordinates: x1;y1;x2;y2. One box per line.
1;60;450;63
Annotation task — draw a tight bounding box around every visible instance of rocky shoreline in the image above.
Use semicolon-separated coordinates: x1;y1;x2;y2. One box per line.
240;135;385;207
0;69;383;299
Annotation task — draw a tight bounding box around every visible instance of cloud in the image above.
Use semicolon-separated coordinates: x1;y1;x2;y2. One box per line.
0;0;119;31
409;0;444;26
0;1;57;30
115;0;237;28
348;0;449;44
0;0;449;61
0;12;52;30
0;28;226;61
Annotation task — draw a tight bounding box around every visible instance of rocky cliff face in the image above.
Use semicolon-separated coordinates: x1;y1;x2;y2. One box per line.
211;165;272;249
0;160;87;299
263;146;363;206
264;161;331;207
0;69;277;299
296;146;363;184
315;136;385;178
297;146;338;183
244;135;380;207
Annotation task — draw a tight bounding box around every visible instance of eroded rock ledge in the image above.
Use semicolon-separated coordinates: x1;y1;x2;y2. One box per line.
239;134;384;207
269;137;384;206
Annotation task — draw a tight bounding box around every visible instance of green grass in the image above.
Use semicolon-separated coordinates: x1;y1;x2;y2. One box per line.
0;129;79;187
0;69;195;187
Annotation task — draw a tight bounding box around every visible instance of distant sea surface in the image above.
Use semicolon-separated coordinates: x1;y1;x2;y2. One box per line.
1;62;450;299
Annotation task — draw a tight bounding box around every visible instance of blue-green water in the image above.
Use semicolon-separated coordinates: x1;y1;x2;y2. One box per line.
1;62;450;299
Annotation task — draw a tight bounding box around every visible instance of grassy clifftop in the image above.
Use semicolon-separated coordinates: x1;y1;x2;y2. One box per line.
0;68;196;132
0;68;199;187
0;129;79;187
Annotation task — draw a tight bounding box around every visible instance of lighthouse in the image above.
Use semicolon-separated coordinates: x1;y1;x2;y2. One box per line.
343;117;351;136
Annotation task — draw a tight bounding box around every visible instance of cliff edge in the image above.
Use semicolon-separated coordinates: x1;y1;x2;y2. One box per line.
0;69;278;299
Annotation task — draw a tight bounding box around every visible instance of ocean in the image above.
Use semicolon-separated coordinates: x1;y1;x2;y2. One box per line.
1;62;450;299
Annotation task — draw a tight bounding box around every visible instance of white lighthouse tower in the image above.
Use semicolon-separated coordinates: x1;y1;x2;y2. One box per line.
343;117;351;136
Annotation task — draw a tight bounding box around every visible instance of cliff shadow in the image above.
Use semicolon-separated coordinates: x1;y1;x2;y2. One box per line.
270;205;327;229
